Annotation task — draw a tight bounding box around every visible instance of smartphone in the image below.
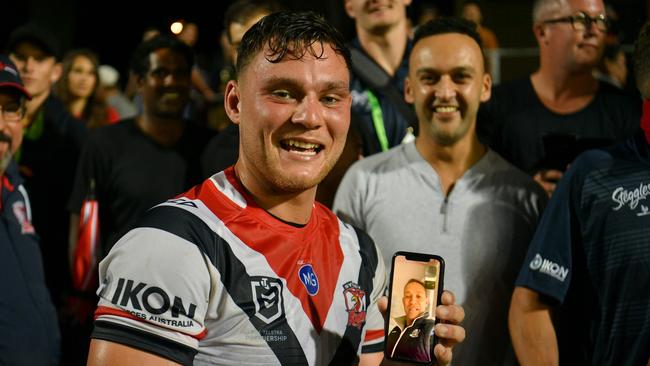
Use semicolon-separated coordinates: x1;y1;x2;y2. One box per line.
384;251;445;365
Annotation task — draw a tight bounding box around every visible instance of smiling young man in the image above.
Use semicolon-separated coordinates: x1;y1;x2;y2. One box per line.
86;11;465;366
334;18;546;365
478;0;640;197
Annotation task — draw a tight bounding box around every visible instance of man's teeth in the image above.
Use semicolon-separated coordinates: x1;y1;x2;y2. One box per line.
435;106;458;113
286;140;320;150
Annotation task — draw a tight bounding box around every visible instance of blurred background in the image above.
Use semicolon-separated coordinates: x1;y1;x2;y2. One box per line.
2;0;647;91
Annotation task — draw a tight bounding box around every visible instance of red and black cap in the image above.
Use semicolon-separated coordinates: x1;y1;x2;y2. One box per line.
0;54;32;100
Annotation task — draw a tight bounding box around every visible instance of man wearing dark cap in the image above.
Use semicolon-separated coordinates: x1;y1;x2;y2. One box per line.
7;22;87;365
0;54;60;366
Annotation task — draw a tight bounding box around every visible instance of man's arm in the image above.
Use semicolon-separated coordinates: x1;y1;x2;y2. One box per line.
87;339;181;366
509;286;558;366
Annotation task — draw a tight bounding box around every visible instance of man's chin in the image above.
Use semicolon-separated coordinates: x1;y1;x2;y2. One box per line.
0;153;12;175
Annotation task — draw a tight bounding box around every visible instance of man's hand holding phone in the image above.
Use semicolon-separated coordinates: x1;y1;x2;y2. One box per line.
432;291;466;365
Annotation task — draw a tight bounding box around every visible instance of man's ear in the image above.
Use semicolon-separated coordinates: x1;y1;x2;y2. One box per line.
344;0;356;19
480;72;492;103
50;62;63;83
404;76;414;104
224;80;242;125
533;23;548;44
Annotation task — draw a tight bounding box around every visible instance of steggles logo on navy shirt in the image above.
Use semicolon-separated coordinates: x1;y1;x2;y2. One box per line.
611;182;650;216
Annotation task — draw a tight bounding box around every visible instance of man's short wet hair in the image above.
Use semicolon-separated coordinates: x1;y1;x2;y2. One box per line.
130;35;194;78
224;0;284;43
412;17;486;70
634;21;650;98
235;11;351;77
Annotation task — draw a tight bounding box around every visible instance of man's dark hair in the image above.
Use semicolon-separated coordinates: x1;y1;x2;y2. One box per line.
129;35;194;78
414;17;482;49
413;17;485;70
404;278;426;290
634;21;650;98
224;0;284;43
235;11;351;76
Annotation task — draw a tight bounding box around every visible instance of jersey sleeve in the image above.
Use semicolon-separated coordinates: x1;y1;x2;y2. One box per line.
515;163;582;304
92;212;213;365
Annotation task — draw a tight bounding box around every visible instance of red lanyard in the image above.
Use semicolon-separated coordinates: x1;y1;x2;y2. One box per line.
642;100;650;144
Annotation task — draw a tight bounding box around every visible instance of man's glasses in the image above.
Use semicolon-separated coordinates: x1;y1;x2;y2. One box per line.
0;104;24;124
542;12;608;32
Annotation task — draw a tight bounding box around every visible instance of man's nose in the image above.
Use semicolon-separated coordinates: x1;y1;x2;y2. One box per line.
292;95;323;129
435;76;456;100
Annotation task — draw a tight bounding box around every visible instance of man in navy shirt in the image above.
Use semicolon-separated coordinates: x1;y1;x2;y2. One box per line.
344;0;415;156
508;21;650;366
0;54;60;365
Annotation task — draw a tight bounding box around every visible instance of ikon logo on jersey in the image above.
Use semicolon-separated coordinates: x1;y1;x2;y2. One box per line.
109;278;197;319
251;276;285;324
343;281;366;329
529;254;569;282
298;264;319;296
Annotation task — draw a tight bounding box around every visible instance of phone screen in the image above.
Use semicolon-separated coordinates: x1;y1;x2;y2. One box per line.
385;251;444;364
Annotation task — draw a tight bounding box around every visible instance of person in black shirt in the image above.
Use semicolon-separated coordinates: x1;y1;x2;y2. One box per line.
478;0;639;197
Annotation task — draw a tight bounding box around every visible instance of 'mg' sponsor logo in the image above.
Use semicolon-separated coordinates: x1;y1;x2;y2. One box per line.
110;278;197;319
529;254;569;282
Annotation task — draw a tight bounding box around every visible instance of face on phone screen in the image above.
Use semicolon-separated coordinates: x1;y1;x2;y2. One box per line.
385;253;443;364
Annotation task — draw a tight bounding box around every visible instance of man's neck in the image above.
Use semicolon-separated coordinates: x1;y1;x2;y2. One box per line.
23;91;49;126
234;160;316;225
532;63;599;114
415;130;486;196
356;21;409;76
135;114;185;147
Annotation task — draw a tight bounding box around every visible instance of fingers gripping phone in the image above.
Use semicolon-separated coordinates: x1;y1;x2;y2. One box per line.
385;251;445;364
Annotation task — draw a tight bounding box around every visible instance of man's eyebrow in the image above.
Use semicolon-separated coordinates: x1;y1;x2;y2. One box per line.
263;76;349;92
415;65;477;74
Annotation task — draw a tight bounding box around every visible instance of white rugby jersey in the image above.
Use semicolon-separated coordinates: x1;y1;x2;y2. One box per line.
92;167;387;365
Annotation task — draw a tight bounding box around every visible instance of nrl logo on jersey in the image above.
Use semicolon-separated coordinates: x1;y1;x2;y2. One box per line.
343;281;367;329
251;277;285;324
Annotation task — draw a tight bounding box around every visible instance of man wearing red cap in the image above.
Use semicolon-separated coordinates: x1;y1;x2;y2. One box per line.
509;21;650;366
0;54;60;365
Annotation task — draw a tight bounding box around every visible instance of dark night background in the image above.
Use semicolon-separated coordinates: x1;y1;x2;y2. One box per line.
2;0;647;87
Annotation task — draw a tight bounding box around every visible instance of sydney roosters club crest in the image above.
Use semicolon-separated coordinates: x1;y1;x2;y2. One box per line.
12;201;35;234
343;281;366;329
